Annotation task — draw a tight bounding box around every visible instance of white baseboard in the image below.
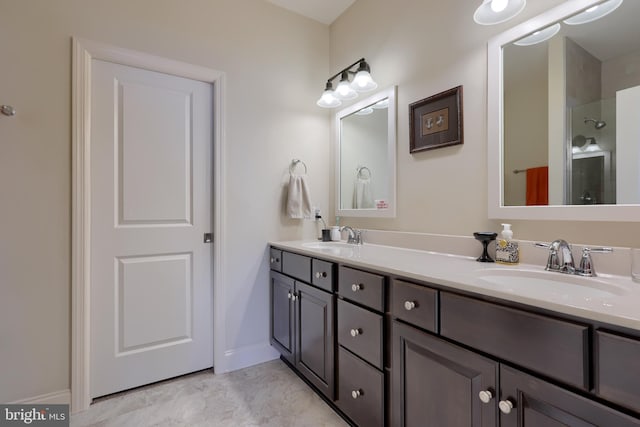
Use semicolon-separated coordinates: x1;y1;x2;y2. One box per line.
10;389;71;405
218;342;279;374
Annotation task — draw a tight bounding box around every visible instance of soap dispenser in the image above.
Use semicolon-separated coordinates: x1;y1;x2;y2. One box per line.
496;223;519;264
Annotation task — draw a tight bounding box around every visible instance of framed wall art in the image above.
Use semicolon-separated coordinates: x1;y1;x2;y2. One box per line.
409;85;463;153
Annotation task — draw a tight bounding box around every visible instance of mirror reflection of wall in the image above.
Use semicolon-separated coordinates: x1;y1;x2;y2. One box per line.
501;0;640;207
340;106;389;210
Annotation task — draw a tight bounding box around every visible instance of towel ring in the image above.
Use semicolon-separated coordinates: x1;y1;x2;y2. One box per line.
290;159;308;175
357;166;371;179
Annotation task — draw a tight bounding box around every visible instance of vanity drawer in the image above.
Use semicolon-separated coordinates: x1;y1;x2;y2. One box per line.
311;258;335;292
269;248;282;272
440;292;589;390
338;266;385;312
338;299;383;369
337;346;384;427
391;279;438;333
596;330;640;413
282;251;311;283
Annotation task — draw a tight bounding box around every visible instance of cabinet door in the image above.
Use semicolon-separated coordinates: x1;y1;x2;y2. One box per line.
392;320;498;427
500;365;640;427
296;281;335;400
270;272;295;364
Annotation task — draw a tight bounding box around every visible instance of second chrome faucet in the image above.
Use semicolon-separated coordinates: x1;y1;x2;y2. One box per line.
535;239;612;277
340;226;363;245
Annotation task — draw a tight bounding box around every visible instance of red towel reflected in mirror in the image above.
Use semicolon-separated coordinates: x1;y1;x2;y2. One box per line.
526;166;548;206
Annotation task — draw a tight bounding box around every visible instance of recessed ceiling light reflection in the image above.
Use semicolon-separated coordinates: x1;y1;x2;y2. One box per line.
355;107;374;116
372;99;389;109
563;0;623;25
514;23;561;46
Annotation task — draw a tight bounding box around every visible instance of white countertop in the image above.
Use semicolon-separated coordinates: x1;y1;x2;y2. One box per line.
271;240;640;332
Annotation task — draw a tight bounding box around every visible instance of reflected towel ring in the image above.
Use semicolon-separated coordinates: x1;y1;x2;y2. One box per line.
357;166;371;179
290;159;308;175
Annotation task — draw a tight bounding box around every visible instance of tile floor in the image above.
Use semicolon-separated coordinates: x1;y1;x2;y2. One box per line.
71;359;348;427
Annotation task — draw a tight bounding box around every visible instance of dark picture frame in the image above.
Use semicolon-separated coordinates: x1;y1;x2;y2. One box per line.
409;85;463;153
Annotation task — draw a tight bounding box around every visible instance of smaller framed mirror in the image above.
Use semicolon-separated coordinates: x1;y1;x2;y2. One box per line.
335;86;397;218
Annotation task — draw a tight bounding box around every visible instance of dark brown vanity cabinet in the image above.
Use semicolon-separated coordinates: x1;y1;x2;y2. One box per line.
392;285;640;427
270;247;640;427
269;265;335;400
392;320;498;427
500;365;640;427
596;330;640;414
336;266;386;427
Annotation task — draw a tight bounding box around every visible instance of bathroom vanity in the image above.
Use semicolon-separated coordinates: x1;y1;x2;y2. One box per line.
269;241;640;427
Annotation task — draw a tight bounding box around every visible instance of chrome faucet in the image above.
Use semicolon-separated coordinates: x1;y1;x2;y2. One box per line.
535;239;612;277
340;226;363;245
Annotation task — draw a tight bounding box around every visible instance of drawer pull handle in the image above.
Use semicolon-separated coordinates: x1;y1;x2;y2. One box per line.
350;328;362;337
351;283;363;292
315;271;328;279
478;390;493;404
499;399;514;415
404;301;416;311
351;389;363;399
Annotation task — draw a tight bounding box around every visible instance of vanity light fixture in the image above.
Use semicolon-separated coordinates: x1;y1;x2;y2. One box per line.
563;0;623;25
473;0;526;25
316;58;377;108
514;23;561;46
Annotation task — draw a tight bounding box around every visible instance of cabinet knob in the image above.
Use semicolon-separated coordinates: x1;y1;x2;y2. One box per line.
351;283;362;292
270;257;274;263
315;271;327;279
271;257;280;263
287;292;292;300
351;389;362;399
404;301;416;311
350;328;362;337
499;399;515;415
291;292;298;301
478;390;493;404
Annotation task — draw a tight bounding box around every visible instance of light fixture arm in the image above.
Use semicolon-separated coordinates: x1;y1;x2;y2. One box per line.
325;57;366;85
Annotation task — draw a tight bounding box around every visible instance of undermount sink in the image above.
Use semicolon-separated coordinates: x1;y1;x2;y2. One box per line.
474;268;628;299
302;241;355;250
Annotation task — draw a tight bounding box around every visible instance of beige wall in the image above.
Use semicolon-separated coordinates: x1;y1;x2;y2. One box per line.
330;0;640;247
0;0;330;402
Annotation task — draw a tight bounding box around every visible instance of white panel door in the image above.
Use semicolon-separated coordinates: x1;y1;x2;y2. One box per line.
90;59;213;398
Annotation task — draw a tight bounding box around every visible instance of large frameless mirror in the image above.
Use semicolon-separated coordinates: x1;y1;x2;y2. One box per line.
335;86;397;218
488;0;640;221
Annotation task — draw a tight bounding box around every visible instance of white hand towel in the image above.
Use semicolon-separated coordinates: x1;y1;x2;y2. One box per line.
353;177;374;209
287;174;313;219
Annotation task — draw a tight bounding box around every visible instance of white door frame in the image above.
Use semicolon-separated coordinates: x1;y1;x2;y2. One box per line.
71;38;227;413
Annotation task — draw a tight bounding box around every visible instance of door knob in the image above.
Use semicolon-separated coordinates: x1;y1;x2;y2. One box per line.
499;399;515;414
